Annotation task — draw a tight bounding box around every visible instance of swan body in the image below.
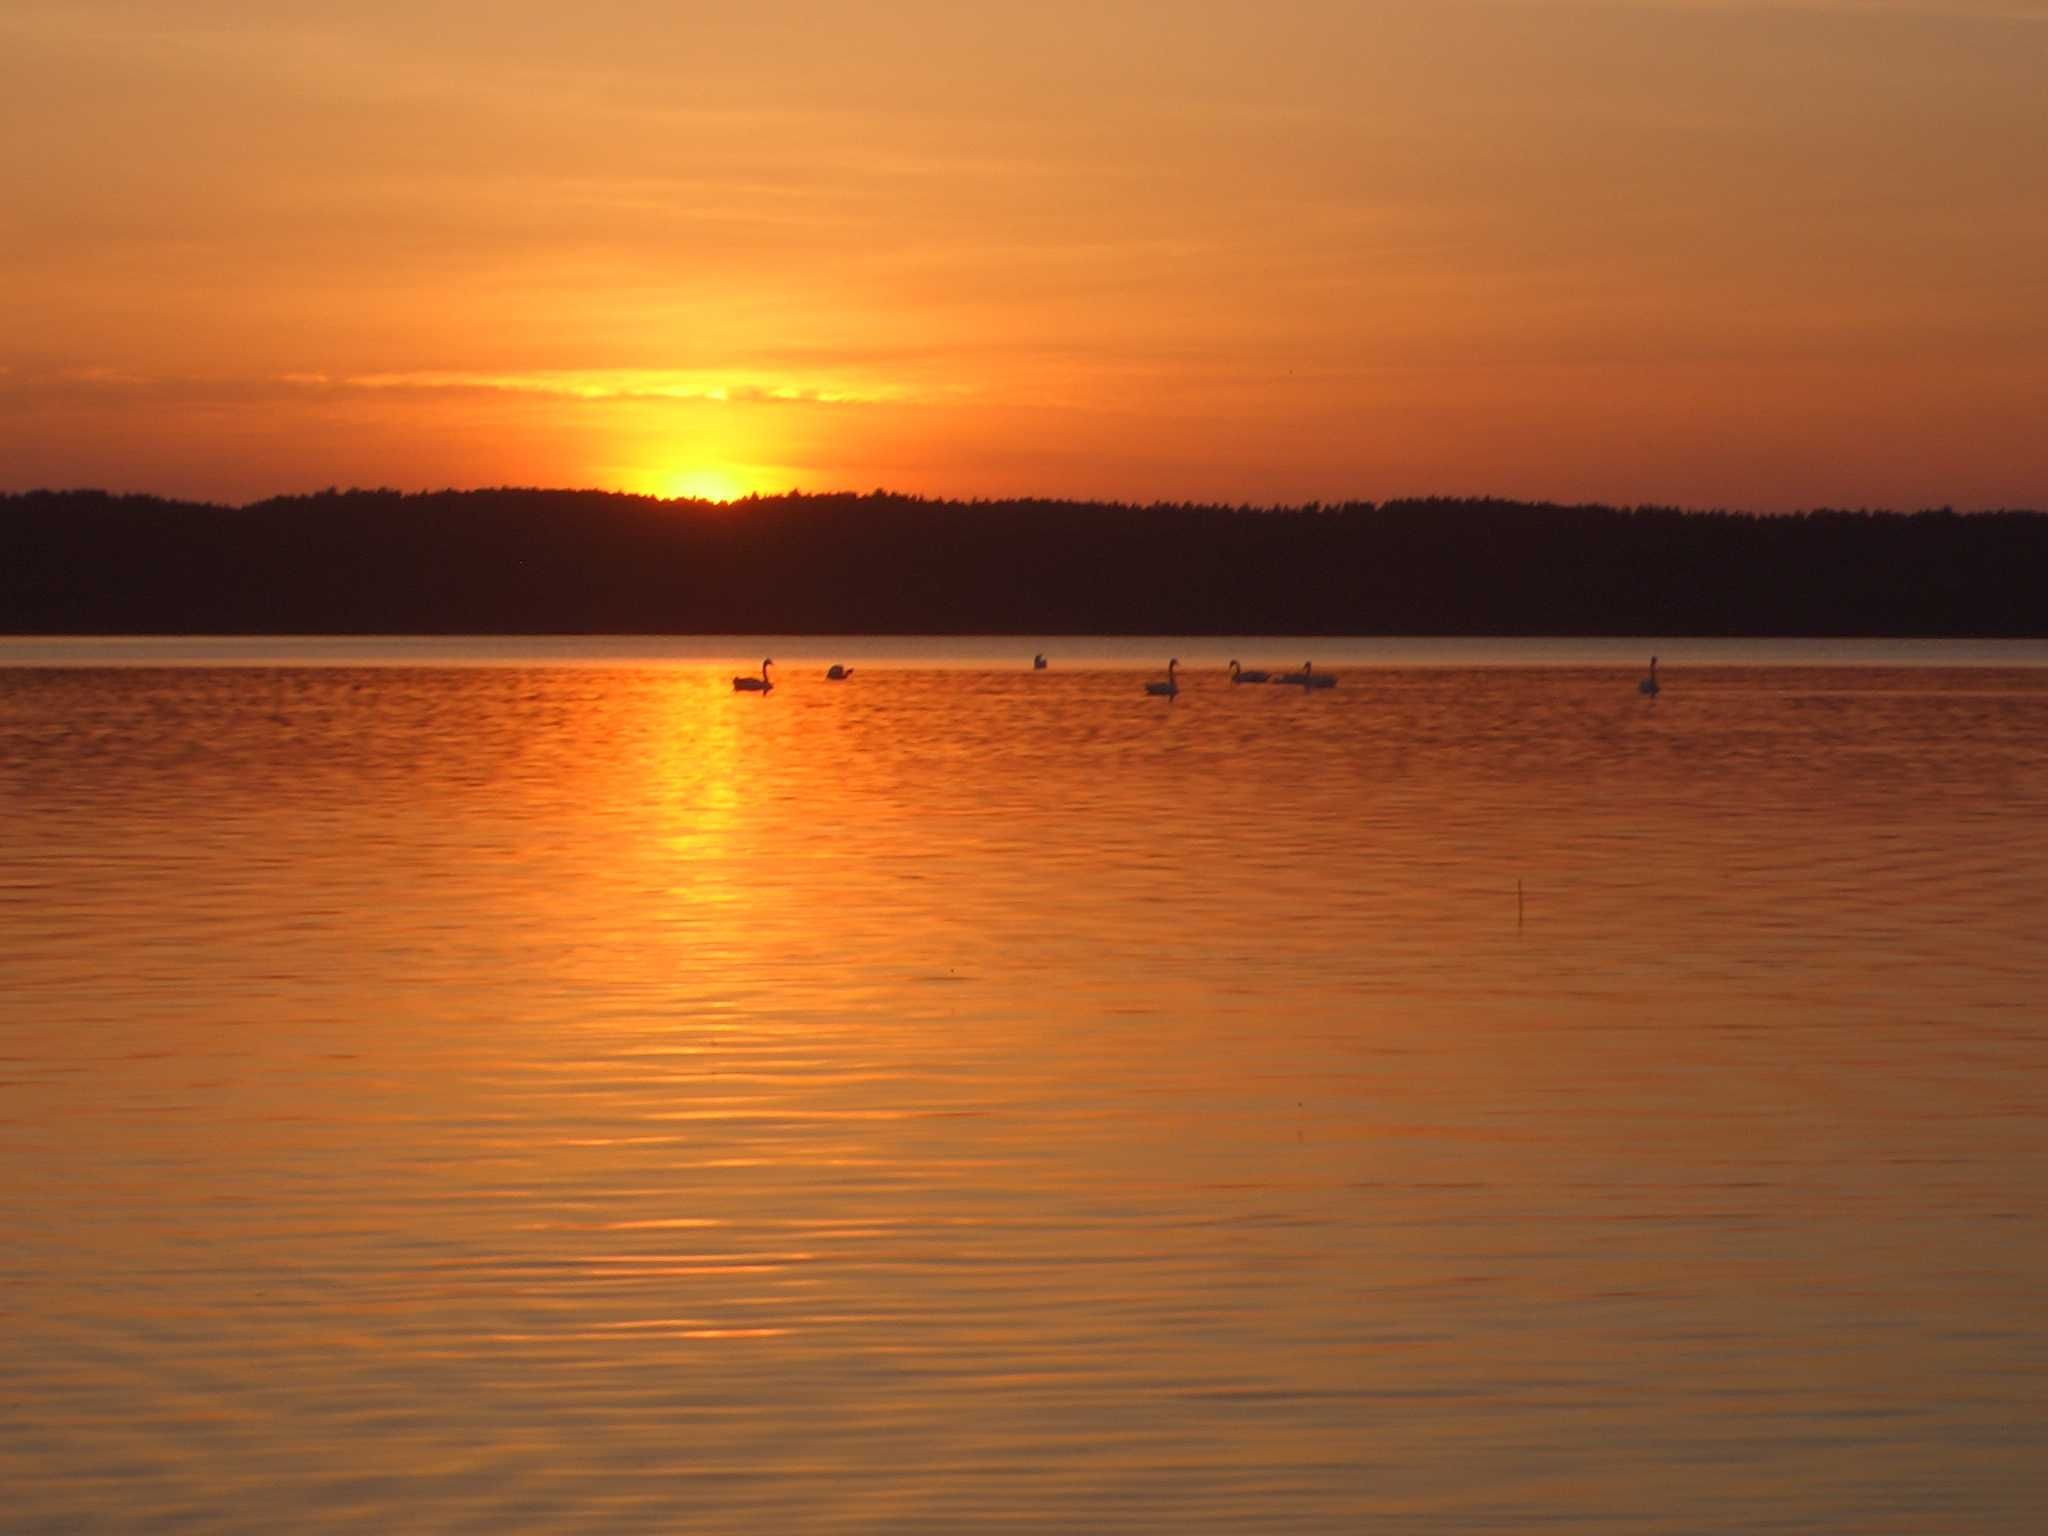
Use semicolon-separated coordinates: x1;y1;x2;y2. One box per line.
1274;660;1336;689
1033;653;1048;670
1229;660;1270;684
1144;658;1181;697
825;664;851;680
1639;656;1660;697
733;658;775;692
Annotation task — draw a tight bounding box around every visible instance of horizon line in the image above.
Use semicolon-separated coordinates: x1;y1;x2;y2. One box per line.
7;485;2044;519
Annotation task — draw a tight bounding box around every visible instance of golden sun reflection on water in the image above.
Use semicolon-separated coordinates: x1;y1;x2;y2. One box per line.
653;671;748;913
2;659;2047;1531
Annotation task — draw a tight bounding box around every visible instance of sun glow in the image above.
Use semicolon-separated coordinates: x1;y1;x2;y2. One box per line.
641;467;752;504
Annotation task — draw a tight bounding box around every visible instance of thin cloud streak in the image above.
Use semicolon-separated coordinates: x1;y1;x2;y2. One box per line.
321;371;912;407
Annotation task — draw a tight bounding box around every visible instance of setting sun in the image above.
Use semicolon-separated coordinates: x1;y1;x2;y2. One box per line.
6;4;2044;511
630;466;756;504
8;0;2048;1525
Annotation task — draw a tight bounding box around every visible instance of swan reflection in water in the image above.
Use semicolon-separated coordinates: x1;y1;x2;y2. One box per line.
733;658;775;693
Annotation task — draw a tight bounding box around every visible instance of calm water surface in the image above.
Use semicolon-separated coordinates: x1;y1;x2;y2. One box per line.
3;641;2046;1531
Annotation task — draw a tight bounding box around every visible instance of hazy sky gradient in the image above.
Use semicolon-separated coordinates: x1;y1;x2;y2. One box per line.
4;0;2043;506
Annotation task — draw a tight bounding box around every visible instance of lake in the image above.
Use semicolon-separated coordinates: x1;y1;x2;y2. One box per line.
4;638;2046;1532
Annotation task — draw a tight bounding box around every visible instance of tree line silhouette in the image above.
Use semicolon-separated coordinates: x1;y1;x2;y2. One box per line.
4;487;2044;635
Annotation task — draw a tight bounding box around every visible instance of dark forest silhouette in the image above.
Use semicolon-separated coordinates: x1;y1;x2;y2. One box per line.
5;487;2045;636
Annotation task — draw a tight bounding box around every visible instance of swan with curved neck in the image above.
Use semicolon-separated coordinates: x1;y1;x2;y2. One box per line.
1229;660;1270;684
1639;656;1660;697
1144;658;1180;697
733;657;775;692
1276;660;1335;689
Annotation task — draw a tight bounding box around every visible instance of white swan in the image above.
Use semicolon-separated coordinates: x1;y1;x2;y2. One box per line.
733;657;774;692
825;664;851;680
1274;660;1335;689
1639;655;1660;697
1144;658;1180;697
1229;659;1270;684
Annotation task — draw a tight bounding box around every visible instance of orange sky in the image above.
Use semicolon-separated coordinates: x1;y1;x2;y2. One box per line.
3;0;2044;510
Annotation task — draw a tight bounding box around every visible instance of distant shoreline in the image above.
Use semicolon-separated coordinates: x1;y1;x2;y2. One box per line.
8;636;2048;672
7;488;2046;638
